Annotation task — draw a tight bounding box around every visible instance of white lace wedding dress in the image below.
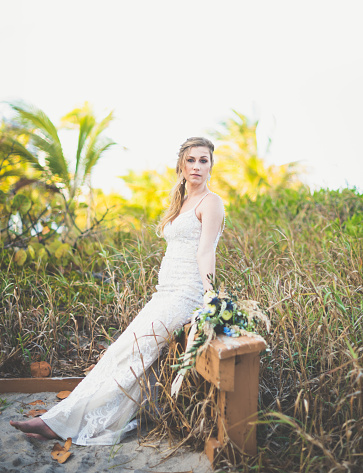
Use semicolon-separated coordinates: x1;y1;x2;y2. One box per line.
41;192;223;445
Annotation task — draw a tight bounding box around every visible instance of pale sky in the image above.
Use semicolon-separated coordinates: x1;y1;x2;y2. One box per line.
1;0;362;194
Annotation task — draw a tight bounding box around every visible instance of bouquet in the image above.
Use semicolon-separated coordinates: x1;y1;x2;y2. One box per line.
171;279;270;396
196;284;270;337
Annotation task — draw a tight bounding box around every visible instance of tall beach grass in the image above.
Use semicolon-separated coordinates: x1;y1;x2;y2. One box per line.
0;187;362;472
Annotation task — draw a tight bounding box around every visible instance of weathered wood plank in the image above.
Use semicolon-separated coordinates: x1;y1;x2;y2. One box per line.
217;353;260;455
0;377;83;393
205;437;222;467
196;350;235;391
183;324;266;360
209;334;266;359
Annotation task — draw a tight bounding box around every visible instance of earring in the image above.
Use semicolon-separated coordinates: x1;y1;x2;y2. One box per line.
207;173;211;182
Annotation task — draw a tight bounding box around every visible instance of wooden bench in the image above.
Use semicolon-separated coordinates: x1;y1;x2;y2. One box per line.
184;329;267;467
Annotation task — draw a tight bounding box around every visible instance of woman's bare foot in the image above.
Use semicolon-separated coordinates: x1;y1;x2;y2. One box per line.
9;418;60;440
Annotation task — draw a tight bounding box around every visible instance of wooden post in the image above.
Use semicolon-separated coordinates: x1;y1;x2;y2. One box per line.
184;328;266;468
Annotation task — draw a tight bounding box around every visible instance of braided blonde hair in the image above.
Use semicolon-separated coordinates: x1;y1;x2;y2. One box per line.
157;137;214;235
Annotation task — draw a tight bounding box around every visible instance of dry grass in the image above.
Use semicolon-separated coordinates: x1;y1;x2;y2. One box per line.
0;187;362;472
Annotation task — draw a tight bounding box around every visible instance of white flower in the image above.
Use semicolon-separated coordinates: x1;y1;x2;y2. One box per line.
204;290;217;305
205;303;217;315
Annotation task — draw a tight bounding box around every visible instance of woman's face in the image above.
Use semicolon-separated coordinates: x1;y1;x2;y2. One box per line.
182;146;212;185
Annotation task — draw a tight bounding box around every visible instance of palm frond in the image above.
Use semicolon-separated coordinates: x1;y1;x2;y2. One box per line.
59;101;94;129
5;101;70;186
61;106;114;181
7;100;62;147
74;115;96;175
29;133;70;187
0;168;24;180
91;111;114;136
0;135;43;170
83;138;115;178
81;111;115;179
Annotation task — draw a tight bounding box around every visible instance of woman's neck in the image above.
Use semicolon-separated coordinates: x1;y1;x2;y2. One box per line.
185;184;209;199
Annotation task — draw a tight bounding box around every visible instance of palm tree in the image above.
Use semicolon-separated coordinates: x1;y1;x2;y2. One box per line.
0;120;43;191
59;102;115;199
210;110;301;200
1;100;115;201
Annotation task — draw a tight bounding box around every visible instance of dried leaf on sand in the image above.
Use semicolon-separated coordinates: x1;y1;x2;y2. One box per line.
25;409;47;417
56;391;71;399
64;437;72;449
51;437;72;464
30;361;52;377
28;400;45;406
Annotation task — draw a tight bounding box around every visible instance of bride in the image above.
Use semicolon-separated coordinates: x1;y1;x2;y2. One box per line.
10;137;225;445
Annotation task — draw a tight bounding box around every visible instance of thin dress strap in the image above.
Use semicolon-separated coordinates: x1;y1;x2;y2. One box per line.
193;192;210;210
194;191;225;235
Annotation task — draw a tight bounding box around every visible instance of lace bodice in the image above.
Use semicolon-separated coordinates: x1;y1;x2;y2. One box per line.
163;202;222;259
158;192;223;292
41;191;224;445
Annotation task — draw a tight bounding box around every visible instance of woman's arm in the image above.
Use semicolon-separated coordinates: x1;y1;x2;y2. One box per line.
196;194;225;292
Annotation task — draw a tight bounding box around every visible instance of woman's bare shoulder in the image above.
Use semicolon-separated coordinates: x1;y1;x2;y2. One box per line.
198;192;224;218
205;192;224;209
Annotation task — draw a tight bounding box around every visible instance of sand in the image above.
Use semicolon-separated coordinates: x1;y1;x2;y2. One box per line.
0;391;212;473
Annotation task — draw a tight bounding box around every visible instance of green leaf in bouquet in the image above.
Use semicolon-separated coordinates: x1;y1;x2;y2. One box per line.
210;316;220;326
173;327;184;339
188;346;200;353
